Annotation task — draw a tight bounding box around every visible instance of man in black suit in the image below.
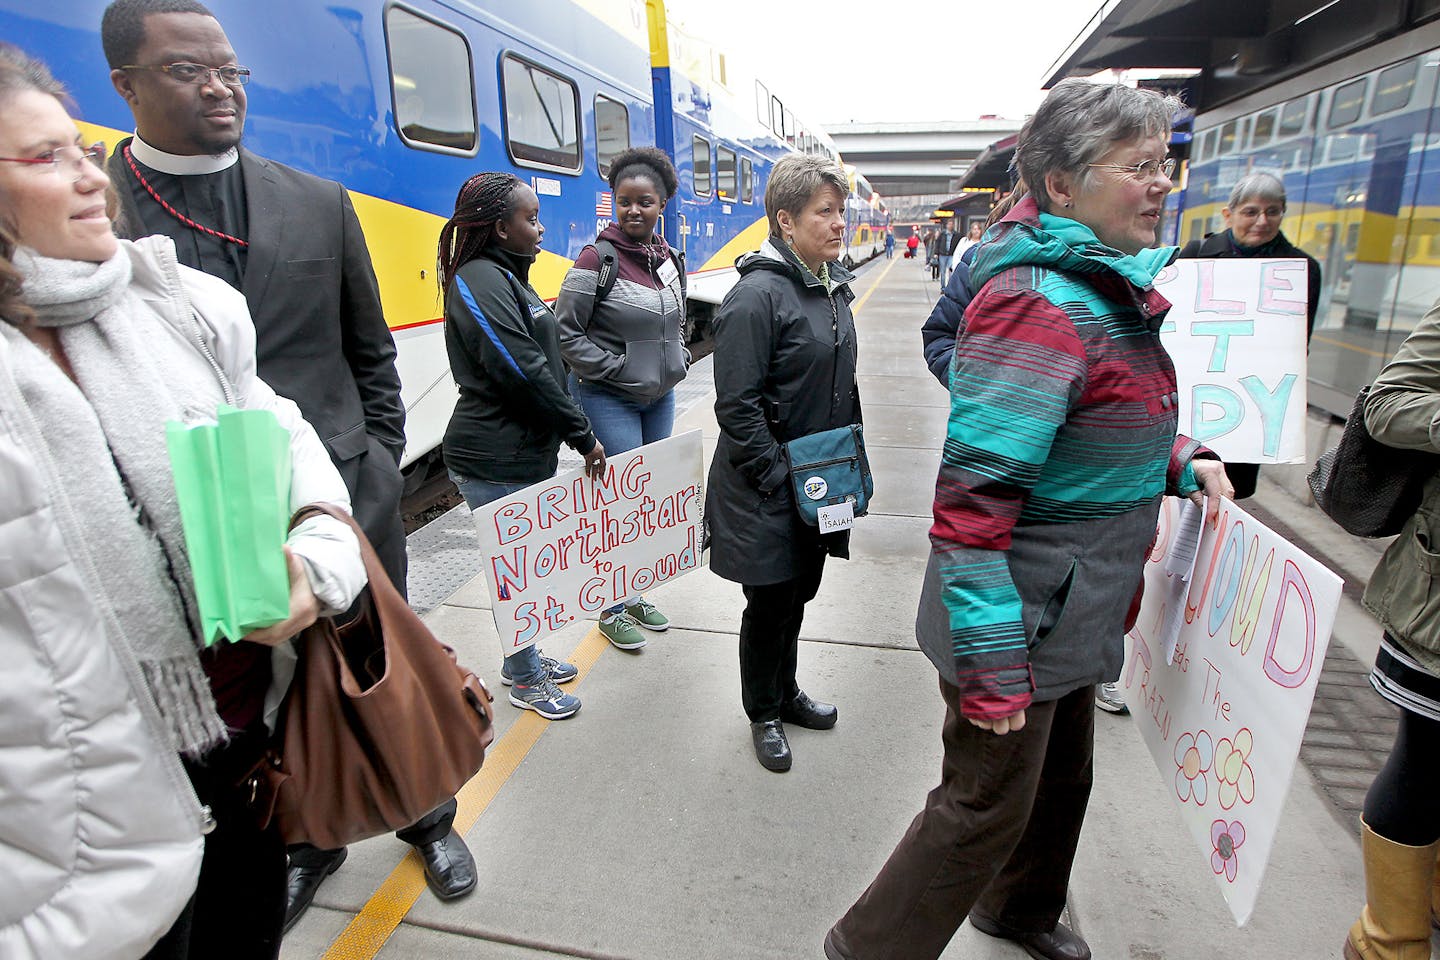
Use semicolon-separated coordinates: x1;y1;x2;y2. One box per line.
101;0;476;931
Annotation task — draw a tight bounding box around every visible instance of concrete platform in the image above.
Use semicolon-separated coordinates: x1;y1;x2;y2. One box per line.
282;254;1367;960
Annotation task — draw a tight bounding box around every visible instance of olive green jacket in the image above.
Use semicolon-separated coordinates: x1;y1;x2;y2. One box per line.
1362;297;1440;673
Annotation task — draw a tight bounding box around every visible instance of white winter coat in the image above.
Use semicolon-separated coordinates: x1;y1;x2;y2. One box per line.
0;236;367;959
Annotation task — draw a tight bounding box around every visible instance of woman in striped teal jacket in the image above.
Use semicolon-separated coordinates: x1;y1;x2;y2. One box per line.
828;80;1233;960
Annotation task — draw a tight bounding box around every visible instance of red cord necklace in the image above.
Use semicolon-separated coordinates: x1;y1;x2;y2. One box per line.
123;144;249;248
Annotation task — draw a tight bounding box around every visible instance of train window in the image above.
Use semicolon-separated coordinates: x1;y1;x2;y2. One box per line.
741;157;754;203
771;97;783;137
385;6;477;154
1218;120;1238;155
1372;58;1420;115
1278;96;1310;137
1328;78;1367;128
692;135;712;196
1251;109;1277;148
1193;129;1213;164
783;108;795;146
502;54;581;172
594;95;629;178
756;82;770;129
717;146;736;199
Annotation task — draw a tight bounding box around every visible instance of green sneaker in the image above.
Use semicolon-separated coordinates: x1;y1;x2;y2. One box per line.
599;612;647;650
625;598;670;632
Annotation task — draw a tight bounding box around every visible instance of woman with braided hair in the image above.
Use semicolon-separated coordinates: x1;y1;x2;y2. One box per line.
439;171;605;720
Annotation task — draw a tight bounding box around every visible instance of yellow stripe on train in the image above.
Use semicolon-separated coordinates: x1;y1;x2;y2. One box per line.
78;120;576;330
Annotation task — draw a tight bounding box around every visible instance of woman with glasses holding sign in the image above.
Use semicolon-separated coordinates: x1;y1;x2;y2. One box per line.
826;80;1232;960
0;46;364;959
1177;170;1322;500
706;153;859;774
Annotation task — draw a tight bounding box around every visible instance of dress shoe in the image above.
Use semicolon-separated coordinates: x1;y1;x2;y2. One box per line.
414;832;477;900
750;719;792;772
284;847;346;933
969;913;1091;960
780;690;837;730
823;926;856;960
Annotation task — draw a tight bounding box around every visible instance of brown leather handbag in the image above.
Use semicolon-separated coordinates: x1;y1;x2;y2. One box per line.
249;504;494;849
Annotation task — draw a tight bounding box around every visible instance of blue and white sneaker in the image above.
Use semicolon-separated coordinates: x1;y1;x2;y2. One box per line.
500;651;578;686
509;678;581;720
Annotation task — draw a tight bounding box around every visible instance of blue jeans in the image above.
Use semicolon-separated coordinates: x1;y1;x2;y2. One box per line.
451;472;546;687
569;377;676;613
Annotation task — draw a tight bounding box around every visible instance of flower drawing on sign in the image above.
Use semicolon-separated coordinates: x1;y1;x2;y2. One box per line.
1174;730;1214;804
1211;819;1246;883
1214;728;1256;809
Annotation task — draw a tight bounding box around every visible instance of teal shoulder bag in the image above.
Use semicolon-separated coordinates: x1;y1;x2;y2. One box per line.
784;424;873;532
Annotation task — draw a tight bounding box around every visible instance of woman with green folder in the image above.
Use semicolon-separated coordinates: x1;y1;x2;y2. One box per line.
0;46;365;960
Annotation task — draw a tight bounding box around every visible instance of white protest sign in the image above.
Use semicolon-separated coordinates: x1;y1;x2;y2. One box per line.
1153;258;1309;463
1121;496;1342;926
471;430;704;654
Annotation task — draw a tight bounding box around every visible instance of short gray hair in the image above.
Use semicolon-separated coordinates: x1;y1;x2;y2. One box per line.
764;154;848;236
1017;79;1180;213
1227;171;1287;210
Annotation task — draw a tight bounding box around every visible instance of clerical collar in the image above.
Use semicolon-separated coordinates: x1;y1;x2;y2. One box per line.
129;134;239;175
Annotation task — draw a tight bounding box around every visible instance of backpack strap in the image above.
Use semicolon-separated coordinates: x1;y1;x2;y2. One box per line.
591;239;688;308
592;239;619;310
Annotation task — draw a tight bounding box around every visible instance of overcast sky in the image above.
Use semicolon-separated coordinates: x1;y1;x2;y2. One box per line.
668;0;1107;126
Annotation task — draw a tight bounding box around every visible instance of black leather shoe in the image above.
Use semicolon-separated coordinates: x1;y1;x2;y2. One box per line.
969;913;1091;960
750;719;792;772
780;690;837;730
284;847;346;933
415;832;477;900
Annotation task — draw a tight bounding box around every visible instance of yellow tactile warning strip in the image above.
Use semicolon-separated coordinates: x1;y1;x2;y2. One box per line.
318;625;610;959
322;256;896;959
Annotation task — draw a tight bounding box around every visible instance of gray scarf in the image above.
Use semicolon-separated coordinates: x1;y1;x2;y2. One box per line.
4;246;226;756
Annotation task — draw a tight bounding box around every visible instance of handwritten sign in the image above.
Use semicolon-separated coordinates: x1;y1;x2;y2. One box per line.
1153;258;1309;463
471;431;705;653
1121;496;1342;926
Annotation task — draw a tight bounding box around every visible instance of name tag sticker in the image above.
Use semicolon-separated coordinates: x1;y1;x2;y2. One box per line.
817;501;854;533
657;258;679;286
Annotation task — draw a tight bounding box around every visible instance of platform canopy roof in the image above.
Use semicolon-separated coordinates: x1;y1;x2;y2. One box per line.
1045;0;1440;110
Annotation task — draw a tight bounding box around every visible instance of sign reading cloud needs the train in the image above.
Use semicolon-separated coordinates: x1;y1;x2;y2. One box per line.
1154;258;1310;464
1122;496;1342;926
470;431;704;653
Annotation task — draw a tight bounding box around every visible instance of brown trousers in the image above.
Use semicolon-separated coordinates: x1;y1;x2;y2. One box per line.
831;678;1096;960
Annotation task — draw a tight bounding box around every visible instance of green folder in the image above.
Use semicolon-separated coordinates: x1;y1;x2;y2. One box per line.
166;405;292;646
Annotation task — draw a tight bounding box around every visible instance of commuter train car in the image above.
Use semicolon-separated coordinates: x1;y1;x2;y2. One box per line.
1180;40;1440;416
2;0;849;472
842;166;889;268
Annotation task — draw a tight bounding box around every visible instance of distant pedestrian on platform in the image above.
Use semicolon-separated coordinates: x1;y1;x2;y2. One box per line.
437;171;606;720
556;147;684;650
905;231;919;259
884;229;894;259
827;79;1233;960
1342;302;1440;960
1176;169;1321;501
936;221;954;286
952;219;984;261
706;153;855;773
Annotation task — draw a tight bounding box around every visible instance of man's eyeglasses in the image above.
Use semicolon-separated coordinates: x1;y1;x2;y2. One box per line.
121;62;251;86
0;143;107;181
1087;157;1177;183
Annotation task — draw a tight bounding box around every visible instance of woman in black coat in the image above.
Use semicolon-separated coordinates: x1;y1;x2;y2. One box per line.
1177;170;1321;499
707;154;859;772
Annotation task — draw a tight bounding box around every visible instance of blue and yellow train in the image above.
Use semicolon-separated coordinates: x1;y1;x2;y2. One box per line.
1176;28;1440;416
2;0;881;469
